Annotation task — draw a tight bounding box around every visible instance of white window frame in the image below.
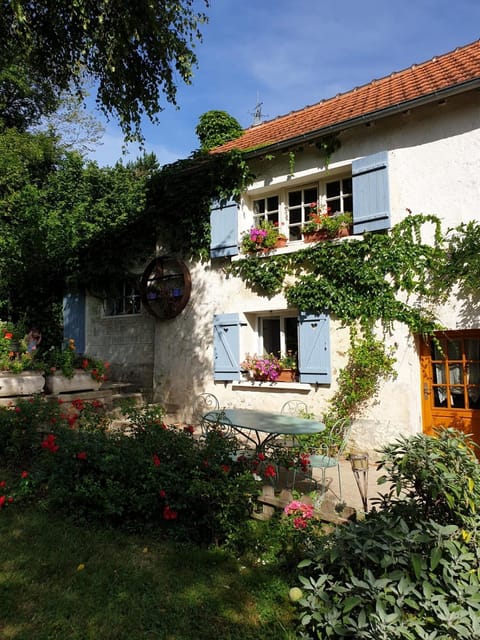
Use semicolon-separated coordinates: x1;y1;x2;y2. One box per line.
246;172;353;244
257;313;298;357
104;280;142;317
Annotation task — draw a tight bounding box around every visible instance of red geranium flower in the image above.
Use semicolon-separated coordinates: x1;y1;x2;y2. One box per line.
77;451;87;460
21;471;28;478
221;464;230;474
0;481;6;488
0;496;5;509
264;464;276;478
163;505;178;520
159;489;166;499
152;454;161;467
4;332;13;340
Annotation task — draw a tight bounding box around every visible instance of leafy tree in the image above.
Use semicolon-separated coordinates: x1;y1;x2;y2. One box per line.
0;0;210;140
196;110;244;151
0;62;58;131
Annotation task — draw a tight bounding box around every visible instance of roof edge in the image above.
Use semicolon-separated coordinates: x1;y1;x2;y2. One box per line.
239;78;480;159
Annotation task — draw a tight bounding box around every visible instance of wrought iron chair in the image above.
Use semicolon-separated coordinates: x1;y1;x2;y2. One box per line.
191;392;220;437
280;400;309;417
308;417;352;501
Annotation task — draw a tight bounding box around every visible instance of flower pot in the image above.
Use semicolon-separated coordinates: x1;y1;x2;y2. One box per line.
45;370;102;394
303;230;328;243
336;225;351;238
276;369;297;382
274;236;288;249
0;371;45;397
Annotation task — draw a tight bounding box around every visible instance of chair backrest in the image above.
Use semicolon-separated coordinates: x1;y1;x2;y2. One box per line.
192;393;219;425
281;400;309;417
318;418;352;458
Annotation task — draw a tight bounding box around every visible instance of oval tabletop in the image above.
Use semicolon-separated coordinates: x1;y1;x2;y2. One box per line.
202;408;325;436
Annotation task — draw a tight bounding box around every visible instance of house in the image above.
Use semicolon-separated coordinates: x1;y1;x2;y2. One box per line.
80;40;480;455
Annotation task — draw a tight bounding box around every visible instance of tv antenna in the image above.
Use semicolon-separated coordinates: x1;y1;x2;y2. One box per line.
250;94;268;125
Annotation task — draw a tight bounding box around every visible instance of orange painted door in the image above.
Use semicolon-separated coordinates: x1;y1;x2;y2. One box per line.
420;331;480;448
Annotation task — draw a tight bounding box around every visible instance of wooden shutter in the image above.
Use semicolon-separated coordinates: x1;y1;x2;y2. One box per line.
298;311;331;384
352;151;390;233
213;313;244;381
210;201;239;258
63;291;86;354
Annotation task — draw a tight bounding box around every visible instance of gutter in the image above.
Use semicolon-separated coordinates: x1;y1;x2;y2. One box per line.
241;78;480;159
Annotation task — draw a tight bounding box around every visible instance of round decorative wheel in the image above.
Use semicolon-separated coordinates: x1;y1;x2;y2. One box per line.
140;256;191;319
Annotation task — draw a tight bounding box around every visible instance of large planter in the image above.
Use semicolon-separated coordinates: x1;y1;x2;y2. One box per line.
45;370;102;395
0;371;45;397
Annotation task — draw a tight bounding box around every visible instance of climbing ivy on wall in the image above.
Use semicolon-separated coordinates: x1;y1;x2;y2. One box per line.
228;213;455;336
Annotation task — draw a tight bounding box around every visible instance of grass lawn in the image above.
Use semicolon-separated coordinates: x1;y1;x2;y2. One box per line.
0;506;297;640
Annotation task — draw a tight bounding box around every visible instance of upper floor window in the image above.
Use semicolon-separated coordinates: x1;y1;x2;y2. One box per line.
104;280;141;316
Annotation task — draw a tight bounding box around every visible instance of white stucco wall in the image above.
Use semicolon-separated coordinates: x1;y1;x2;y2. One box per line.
85;91;480;456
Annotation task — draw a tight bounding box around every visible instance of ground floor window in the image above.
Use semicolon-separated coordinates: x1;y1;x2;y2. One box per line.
104;280;141;316
213;311;331;385
259;315;298;362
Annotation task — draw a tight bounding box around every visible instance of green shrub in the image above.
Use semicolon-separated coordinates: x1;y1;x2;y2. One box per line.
21;404;259;546
294;428;480;639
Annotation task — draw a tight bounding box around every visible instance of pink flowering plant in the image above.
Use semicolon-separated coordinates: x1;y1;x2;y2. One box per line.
240;219;284;253
241;353;282;381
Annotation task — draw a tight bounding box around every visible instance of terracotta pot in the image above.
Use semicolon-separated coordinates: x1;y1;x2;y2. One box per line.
276;369;297;382
336;225;351;238
303;230;328;243
274;236;288;249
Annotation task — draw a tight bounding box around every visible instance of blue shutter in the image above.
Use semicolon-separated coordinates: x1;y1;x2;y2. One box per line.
63;291;86;354
298;311;331;384
352;151;390;233
213;313;244;381
210;200;239;258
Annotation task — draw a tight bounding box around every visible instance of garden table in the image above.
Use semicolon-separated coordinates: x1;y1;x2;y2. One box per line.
201;407;325;451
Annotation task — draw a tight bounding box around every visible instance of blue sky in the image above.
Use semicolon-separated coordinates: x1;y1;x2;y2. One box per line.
87;0;480;167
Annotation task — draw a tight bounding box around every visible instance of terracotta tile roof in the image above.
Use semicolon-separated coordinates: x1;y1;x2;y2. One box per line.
213;40;480;155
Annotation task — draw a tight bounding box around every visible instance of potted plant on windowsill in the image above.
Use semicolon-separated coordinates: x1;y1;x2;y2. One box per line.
240;220;287;254
302;203;353;242
277;351;298;382
44;338;110;394
241;353;282;381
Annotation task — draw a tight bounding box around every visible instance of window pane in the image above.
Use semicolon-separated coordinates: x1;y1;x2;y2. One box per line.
326;180;340;198
262;318;280;355
288;191;301;207
304;187;318;204
344;195;353;212
447;340;462;360
285;317;298;354
343;177;352;193
267;196;279;211
253;199;265;214
465;339;480;360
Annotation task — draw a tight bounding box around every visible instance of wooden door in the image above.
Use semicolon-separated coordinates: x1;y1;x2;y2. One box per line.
420;331;480;447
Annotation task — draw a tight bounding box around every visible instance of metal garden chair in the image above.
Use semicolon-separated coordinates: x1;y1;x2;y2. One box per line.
308;417;352;501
